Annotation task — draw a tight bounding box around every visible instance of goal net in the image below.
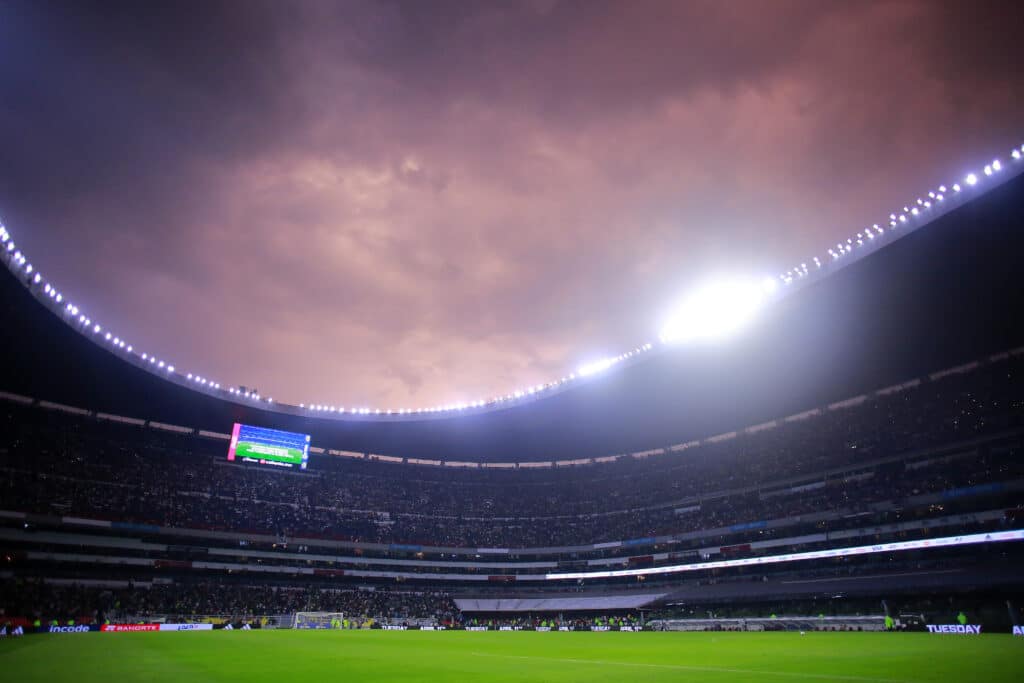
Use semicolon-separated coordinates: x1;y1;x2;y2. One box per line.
293;612;346;629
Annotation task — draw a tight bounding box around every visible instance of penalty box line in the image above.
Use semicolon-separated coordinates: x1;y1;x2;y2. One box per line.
469;651;908;683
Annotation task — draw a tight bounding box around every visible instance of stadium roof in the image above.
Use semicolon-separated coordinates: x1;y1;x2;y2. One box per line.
2;163;1024;462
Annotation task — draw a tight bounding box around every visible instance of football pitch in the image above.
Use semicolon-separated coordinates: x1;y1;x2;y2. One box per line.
2;630;1022;682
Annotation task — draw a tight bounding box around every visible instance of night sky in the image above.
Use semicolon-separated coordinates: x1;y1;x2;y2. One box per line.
1;0;1022;409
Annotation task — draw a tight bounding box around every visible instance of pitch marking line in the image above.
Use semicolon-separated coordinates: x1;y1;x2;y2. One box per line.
470;652;909;683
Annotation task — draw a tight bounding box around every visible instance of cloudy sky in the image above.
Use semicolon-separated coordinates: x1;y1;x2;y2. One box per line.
1;0;1022;408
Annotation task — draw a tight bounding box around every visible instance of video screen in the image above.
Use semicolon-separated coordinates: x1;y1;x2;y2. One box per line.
227;423;310;470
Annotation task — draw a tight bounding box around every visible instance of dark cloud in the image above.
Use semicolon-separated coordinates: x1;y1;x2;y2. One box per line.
1;0;1022;408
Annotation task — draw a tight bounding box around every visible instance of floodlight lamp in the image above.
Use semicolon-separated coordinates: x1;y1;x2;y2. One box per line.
992;160;1001;171
966;173;978;185
577;357;615;377
659;278;765;344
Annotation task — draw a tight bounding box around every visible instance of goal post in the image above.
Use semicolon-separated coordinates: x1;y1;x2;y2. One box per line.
293;612;347;629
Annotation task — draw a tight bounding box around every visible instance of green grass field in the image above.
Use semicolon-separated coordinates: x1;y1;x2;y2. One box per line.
2;630;1022;682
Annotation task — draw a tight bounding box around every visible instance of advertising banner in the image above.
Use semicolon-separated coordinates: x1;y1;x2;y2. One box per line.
101;623;214;632
925;624;982;634
48;625;99;633
102;624;160;632
159;624;214;632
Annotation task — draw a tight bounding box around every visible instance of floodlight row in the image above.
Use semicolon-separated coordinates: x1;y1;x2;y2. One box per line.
2;142;1022;417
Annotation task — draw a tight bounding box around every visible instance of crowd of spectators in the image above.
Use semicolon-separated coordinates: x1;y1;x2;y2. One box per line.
0;357;1021;548
0;580;459;625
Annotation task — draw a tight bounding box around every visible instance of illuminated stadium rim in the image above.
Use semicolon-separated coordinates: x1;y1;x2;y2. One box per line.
1;143;1023;420
544;529;1024;581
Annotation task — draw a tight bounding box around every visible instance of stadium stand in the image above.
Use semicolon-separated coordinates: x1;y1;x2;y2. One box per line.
1;152;1023;634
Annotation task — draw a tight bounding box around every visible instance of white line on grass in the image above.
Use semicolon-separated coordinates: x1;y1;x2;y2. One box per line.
469;652;909;683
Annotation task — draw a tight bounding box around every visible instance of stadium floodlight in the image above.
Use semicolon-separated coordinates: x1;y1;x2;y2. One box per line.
167;366;174;373
984;165;993;176
1014;150;1022;160
577;357;616;377
966;173;978;185
659;278;765;344
659;276;765;344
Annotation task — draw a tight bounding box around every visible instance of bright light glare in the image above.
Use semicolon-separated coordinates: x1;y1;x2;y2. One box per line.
659;278;765;344
577;357;616;377
966;173;978;185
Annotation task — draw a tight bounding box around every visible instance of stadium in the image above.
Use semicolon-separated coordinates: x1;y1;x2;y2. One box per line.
2;145;1023;679
3;3;1024;682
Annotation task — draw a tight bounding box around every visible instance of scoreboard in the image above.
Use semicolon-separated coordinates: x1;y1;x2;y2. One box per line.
227;423;310;470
